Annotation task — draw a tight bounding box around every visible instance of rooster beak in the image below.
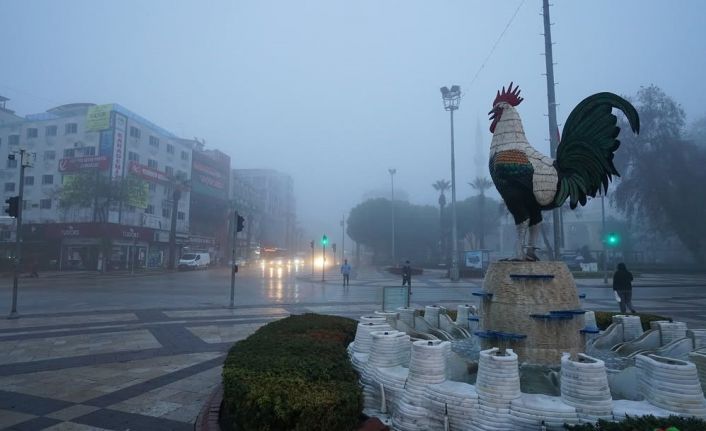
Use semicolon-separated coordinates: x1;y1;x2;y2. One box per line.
487;109;494;116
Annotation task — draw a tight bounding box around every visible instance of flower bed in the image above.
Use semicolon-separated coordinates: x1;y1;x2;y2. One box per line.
565;414;706;430
221;313;362;431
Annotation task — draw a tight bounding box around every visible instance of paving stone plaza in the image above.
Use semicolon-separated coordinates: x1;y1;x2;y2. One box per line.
0;268;705;430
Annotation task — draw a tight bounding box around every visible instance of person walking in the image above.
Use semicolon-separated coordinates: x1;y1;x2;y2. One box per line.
340;259;352;287
613;262;636;314
402;260;412;287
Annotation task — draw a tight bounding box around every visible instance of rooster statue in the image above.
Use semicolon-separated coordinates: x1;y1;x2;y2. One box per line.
488;83;640;261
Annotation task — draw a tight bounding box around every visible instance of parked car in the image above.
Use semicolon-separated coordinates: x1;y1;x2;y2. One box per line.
178;253;210;270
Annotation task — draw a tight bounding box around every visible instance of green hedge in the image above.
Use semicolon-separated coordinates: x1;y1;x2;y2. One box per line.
221;314;362;431
565;415;706;430
593;311;672;331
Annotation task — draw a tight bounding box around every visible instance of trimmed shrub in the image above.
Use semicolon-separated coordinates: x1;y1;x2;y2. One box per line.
564;414;706;430
593;311;672;331
221;314;362;431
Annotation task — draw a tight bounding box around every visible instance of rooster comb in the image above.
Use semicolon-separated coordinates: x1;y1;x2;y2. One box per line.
493;82;524;107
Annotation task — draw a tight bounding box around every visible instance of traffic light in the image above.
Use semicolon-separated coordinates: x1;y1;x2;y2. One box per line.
236;215;245;232
332;243;337;255
606;232;620;247
310;240;314;249
321;235;328;246
4;196;19;218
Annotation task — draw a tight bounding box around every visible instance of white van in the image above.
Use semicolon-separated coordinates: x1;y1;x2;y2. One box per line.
178;252;211;270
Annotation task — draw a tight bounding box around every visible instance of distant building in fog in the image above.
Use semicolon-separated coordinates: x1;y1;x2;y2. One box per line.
232;169;296;251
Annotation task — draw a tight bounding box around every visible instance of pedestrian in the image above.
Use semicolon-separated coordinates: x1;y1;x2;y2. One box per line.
402;260;412;287
340;259;352;287
613;262;636;314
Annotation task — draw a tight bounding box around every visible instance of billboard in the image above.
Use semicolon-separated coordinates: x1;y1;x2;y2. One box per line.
464;251;484;269
191;150;230;200
128;161;172;184
58;155;109;172
111;113;127;178
85;104;113;131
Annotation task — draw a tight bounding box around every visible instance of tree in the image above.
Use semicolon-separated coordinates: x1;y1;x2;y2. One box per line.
347;198;439;264
60;172;148;222
469;177;493;249
431;180;450;262
450;195;501;250
687;116;706;148
613;85;706;265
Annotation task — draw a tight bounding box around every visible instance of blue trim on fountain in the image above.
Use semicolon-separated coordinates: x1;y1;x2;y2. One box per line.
468;316;480;322
471;291;493;299
530;313;573;320
580;326;600;334
579;293;587;299
474;330;527;341
509;274;555;280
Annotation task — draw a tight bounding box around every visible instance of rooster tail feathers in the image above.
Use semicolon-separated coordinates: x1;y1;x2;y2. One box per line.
554;92;640;208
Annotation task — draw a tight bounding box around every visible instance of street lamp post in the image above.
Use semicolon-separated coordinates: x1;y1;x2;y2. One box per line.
388;169;396;266
601;193;608;284
8;149;32;318
440;85;461;281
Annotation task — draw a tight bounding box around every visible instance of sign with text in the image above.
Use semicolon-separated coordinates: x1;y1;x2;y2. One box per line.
191;150;230;200
85;104;113;131
58;155;109;172
128;161;172;184
111;113;127;178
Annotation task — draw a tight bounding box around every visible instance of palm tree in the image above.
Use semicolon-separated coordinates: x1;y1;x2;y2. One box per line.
432;180;451;263
469;177;493;249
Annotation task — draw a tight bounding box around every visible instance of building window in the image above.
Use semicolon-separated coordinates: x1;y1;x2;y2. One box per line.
181;151;189;161
63;148;75;157
130;126;141;138
7;159;17;169
145;204;155;215
177;211;185;220
77;147;96;156
166;143;175;154
44;150;56;161
162;207;171;218
24;176;34;186
149;136;159;147
165;166;174;176
45;125;58;136
26;128;38;138
164;185;173;196
4;183;15;192
148;183;157;192
65;123;78;134
147;159;158;169
128;151;139;162
40;199;52;209
42;174;54;185
9;134;19;145
22;200;29;210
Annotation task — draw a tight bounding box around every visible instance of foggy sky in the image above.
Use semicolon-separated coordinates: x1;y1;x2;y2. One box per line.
2;0;705;244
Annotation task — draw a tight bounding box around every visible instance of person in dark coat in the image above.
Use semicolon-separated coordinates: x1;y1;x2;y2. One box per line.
612;262;635;314
401;260;412;287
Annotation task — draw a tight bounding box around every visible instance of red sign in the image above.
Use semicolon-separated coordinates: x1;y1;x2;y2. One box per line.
58;156;109;172
128;161;172;184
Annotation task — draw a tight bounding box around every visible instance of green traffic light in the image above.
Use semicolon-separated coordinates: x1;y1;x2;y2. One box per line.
321;235;329;246
606;232;620;246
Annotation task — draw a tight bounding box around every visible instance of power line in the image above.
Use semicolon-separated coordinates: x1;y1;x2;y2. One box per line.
467;0;527;90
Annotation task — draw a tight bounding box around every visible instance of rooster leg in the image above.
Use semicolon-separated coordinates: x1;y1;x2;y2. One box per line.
512;220;529;261
526;223;541;261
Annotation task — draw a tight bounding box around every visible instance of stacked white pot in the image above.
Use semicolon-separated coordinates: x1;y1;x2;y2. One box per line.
392;340;450;431
375;310;400;327
560;353;613;422
351;321;392;374
611;399;672;421
510;393;579;430
687;329;706;350
423;380;479;430
612;315;643;342
363;330;411;411
455;304;476;329
471;347;521;431
658;321;688;346
424;305;442;328
688;349;706;394
375;365;409;414
583;310;597;329
635;354;706;418
397;307;416;328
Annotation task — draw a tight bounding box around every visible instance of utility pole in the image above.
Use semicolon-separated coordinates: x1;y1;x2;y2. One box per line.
340;215;345;263
9;149;31;319
321;234;328;282
388;169;396;266
230;211;238;308
440;86;461;281
168;188;181;270
543;0;561;260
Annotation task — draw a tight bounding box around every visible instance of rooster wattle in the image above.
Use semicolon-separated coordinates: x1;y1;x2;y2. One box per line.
488;83;640;261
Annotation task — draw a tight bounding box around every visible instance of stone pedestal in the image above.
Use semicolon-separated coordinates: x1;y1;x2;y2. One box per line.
479;261;584;365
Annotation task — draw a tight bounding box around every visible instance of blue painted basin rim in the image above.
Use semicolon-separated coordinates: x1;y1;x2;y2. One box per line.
509;274;555;279
473;330;527;340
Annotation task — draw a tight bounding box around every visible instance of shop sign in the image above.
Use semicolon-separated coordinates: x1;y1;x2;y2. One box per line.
111;113;127;178
128;161;172;184
58;155;109;172
85;104;113;131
